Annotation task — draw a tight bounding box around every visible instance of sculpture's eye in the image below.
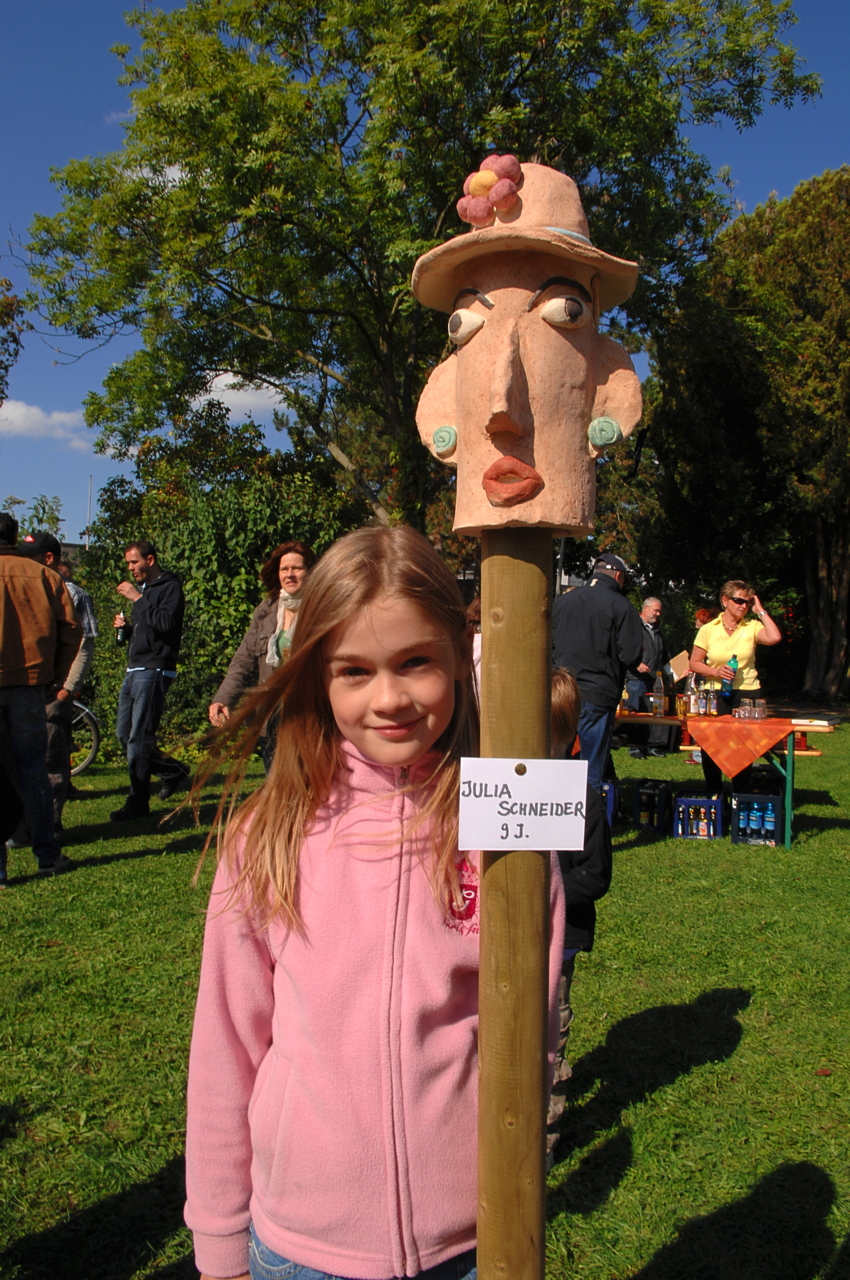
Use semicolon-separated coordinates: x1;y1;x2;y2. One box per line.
448;309;486;345
540;295;590;329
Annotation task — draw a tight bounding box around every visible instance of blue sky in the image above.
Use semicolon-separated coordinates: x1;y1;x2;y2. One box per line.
1;0;848;541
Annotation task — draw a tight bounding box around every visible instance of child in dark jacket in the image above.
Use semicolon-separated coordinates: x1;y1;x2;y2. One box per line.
547;668;613;1167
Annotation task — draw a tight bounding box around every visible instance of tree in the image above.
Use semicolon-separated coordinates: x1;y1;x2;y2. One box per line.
78;402;370;744
650;168;850;700
1;493;64;536
25;0;818;545
0;278;28;405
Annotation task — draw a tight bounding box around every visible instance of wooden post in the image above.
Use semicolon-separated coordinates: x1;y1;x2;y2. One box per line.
477;528;553;1280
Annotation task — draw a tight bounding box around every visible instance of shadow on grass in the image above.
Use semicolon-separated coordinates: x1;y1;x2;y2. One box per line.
550;1127;633;1217
0;1155;195;1280
792;812;850;837
793;788;841;808
631;1161;837;1279
0;1100;28;1151
557;987;752;1164
826;1233;850;1280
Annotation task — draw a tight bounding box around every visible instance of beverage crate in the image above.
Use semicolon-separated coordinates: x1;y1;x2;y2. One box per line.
632;780;670;836
600;780;619;827
731;791;783;846
673;791;723;839
750;761;782;788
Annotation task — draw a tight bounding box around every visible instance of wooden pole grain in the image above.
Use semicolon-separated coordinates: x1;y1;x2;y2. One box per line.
477;528;553;1280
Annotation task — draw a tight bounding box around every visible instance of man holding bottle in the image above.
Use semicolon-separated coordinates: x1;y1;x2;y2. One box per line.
112;541;188;821
625;596;674;758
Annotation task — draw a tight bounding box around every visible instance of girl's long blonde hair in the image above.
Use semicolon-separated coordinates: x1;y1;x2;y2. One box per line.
194;526;479;929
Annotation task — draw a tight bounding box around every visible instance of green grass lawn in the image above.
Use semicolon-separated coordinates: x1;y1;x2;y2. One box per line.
1;731;849;1280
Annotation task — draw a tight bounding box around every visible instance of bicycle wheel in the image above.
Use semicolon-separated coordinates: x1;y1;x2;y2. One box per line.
70;703;101;776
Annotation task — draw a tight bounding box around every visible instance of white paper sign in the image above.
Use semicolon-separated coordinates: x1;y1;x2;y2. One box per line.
458;757;589;851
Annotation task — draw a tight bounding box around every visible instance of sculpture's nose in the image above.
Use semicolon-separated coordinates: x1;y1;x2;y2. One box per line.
486;327;527;437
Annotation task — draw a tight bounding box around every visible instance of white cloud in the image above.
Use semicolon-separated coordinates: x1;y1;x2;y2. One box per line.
0;400;91;452
105;109;133;125
198;375;285;422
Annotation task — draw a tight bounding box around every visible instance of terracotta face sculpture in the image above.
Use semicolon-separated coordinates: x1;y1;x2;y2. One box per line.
412;160;642;536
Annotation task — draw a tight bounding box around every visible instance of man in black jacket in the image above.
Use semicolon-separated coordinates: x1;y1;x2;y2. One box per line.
551;554;643;792
111;541;188;820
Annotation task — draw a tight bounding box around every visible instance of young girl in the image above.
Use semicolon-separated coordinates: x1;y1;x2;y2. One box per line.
185;527;565;1280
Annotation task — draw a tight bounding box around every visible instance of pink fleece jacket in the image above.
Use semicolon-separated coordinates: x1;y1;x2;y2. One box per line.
185;742;565;1279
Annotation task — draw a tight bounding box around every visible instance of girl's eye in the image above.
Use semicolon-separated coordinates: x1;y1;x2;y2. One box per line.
403;655;431;669
340;666;369;680
540;296;590;329
448;309;486;345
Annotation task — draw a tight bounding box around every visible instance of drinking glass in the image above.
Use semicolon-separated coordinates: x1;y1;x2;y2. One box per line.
740;700;752;719
755;699;767;721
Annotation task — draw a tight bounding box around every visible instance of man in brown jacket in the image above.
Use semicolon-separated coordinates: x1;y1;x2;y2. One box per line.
0;511;82;883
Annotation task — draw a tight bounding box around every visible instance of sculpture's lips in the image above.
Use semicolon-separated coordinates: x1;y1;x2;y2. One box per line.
482;456;543;507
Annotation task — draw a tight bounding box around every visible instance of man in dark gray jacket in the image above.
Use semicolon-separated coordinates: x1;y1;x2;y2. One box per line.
551;554;643;793
111;540;187;821
626;596;673;757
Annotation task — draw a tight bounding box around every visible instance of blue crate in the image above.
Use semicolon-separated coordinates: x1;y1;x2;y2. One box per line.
632;780;670;836
674;791;724;839
731;791;783;846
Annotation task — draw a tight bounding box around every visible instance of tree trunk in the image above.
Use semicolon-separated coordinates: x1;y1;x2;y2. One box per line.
802;513;850;701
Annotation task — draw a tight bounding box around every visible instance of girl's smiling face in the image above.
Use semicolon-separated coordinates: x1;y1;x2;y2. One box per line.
324;595;465;768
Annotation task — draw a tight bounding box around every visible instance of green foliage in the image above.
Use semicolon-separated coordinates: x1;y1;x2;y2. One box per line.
77;405;368;745
25;0;819;533
1;493;65;537
2;732;849;1276
0;279;28;405
649;168;850;700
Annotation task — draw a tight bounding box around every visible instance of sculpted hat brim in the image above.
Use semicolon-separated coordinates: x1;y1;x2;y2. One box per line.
411;163;639;315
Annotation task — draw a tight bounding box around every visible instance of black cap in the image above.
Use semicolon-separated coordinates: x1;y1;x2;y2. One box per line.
593;553;629;576
18;531;62;558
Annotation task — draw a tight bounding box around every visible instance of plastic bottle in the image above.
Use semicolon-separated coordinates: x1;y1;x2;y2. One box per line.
721;654;739;696
676;802;686;837
640;791;651;825
115;611;128;646
737;799;750;837
764;802;776;843
652;670;665;716
749;799;763;838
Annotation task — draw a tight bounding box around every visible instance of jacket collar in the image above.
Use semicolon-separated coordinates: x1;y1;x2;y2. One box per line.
337;738;442;795
587;573;622;594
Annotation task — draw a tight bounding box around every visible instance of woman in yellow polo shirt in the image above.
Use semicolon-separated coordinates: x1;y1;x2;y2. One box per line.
689;580;782;792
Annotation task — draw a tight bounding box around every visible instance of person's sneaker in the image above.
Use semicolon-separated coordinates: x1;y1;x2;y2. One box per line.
629;747;647;759
157;770;190;802
109;804;150;822
37;855;74;877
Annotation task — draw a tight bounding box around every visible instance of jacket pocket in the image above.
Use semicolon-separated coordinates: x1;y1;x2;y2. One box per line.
249;1051;292;1200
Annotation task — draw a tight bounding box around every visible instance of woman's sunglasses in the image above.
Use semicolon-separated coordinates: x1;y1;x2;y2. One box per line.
729;596;752;607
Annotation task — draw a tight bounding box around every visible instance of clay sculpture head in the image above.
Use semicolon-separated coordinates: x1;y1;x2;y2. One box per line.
412;158;642;536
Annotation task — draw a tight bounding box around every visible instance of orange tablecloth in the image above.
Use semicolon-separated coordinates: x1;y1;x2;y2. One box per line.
686;718;795;778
